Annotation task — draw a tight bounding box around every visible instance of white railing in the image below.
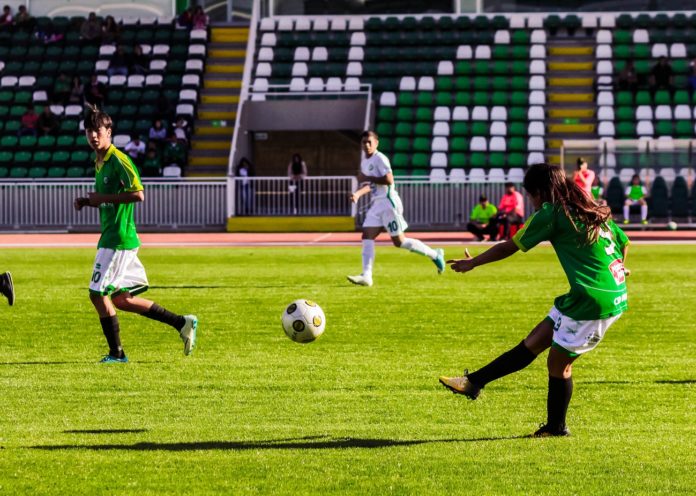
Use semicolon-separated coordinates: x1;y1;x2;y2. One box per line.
230;176;358;217
0;178;226;230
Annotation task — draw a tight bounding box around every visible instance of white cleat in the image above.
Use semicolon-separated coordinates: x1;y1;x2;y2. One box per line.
347;274;373;287
179;315;198;356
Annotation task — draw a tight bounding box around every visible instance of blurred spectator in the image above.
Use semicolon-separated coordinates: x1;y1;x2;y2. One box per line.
591;176;606;206
162;131;187;167
52;73;71;105
18;106;39;137
148;119;167;144
80;12;102;43
573;157;595;198
467;194;498;241
37;106;60;136
154;92;172;120
84;74;107;107
688;61;696;93
177;7;193;29
107;45;129;77
495;182;525;239
174;117;189;143
14;5;32;31
650;56;673;94
0;5;12;26
192;6;209;29
141;147;162;176
101;15;120;44
235;157;255;215
162;163;182;177
68;76;84;104
287;153;307;214
124;133;146;166
129;44;149;75
623;174;648;224
617;59;638;93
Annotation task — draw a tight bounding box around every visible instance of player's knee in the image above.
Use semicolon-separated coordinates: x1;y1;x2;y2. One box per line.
112;294;133;311
392;238;402;247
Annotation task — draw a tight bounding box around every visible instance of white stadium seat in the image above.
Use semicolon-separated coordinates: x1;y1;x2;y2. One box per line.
490;121;507;136
633;29;649;44
399;76;416;91
475;45;491;59
596;60;613;75
277;18;293;31
289;78;306;92
471;106;488;121
379;92;396;106
348;47;364;61
470;137;487;151
433;122;450;136
596;45;612;59
671;43;687;58
350;32;366;46
597;121;615;137
490;106;507;121
530;29;546;43
527;136;545;151
456;45;472;59
258;47;274;62
307;78;324;91
437;61;454;75
494;30;510;44
429;169;447;183
597;91;614;106
655;105;672;120
530;44;546;59
292;62;308;77
530;60;546;75
652;43;668;58
596;30;612;44
488;168;505;181
434;107;451;121
418;76;434;91
468;168;486;182
294;47;310;61
527;121;545;136
430;152;448;168
636;120;654;136
431;137;448;152
346;62;362;77
635;105;652;120
311;47;328;61
260;33;277;47
489;137;506;152
528;106;544;120
597;106;614;121
452;106;468;121
529;75;545;90
449;169;466;183
325;77;343;92
674;105;690;120
259;18;275;31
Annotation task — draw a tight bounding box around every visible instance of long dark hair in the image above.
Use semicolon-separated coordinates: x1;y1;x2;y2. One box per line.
523;163;611;244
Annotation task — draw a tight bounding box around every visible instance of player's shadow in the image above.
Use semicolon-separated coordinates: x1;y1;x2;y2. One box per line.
32;435;527;452
654;379;696;384
149;285;235;289
0;361;85;366
63;429;148;434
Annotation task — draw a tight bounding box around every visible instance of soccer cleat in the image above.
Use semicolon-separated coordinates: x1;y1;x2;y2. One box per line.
433;248;446;274
180;315;198;356
0;271;14;306
623;219;629;224
438;371;481;399
641;219;648;225
99;354;129;364
530;424;570;438
347;274;373;287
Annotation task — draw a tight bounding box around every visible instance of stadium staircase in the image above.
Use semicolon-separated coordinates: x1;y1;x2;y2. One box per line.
545;36;597;165
189;25;248;176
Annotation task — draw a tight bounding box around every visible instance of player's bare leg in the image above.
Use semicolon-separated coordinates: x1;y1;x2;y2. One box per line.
112;292;197;355
347;227;381;287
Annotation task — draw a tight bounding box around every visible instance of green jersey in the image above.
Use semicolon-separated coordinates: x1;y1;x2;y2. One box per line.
512;202;629;320
470;203;498;224
626;184;646;201
94;144;143;250
591;185;603;200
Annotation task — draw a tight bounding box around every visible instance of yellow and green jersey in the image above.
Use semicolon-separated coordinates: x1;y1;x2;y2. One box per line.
94;144;143;250
470;203;498;223
626;184;647;201
513;202;629;320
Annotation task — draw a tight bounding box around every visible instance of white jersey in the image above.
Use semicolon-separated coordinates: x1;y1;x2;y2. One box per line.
360;150;400;206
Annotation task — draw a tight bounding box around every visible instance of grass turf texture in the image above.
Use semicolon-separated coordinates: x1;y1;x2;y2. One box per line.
0;244;694;495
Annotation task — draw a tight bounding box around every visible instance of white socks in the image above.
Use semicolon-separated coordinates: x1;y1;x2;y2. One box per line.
361;239;375;278
401;237;437;260
623;204;648;221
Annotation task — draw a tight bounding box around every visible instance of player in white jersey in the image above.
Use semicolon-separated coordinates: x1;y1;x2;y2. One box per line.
347;131;445;287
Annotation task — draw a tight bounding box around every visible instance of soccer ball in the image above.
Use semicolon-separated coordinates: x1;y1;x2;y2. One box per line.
281;299;326;343
667;221;678;231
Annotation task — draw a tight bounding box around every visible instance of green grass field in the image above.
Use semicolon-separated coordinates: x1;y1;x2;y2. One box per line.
0;244;694;495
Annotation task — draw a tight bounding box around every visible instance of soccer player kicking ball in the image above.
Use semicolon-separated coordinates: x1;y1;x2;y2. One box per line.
440;163;630;437
0;271;14;306
347;131;445;287
74;104;197;363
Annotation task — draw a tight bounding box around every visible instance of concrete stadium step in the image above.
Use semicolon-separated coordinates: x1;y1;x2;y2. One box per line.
208;48;246;58
196;123;235;136
548;108;595;118
548;123;596;133
549;93;594;103
211;27;249;43
548;77;594;87
191;140;230;150
548;61;594;71
201;94;240;104
204;78;243;89
206;64;244;74
549;46;594;56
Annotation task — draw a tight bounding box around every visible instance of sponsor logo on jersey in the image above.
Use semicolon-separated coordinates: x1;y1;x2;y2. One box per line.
608;259;626;285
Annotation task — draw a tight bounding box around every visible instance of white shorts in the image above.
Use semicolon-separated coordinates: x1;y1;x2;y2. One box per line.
362;198;408;236
548;306;622;356
89;248;149;296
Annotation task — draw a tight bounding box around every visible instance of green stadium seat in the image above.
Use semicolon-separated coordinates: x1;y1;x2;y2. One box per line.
0;166;8;178
613;30;632;44
414;122;432;136
10;167;29;178
508;137;526;152
0;136;18;149
47;166;66;178
470;122;489;136
655;121;673;136
395;122;413;136
66;166;85;178
511;31;530;45
508;153;526;167
508;122;527;136
616;14;634;29
28;167;47;179
412;137;430;152
375;122;393;137
412;153;428;168
635;91;651;105
470;153;487;167
33;151;52;167
617;122;636;138
675;121;692;137
616;107;634;121
71;151;90;165
4;121;20;134
450;137;468;152
654;91;670;105
508;107;526;121
451;122;468;136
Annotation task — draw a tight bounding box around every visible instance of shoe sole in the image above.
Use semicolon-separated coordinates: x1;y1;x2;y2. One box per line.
438;377;480;400
346;276;372;287
5;271;14;306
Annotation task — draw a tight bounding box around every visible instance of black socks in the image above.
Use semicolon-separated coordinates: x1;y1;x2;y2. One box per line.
547;376;573;430
142;303;186;331
100;315;124;358
467;340;538;387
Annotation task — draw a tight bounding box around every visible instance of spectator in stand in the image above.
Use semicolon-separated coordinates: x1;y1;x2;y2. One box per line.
148;119;167;144
192;6;209;29
52;73;71;105
235;157;255;215
591;176;606;206
85;75;107;107
688;60;696;94
101;15;120;44
37;106;60;136
129;44;149;75
14;5;33;31
80;12;103;44
18;106;39;137
154;92;172;120
623;174;648;225
616;59;638;93
69;76;84;104
174;117;189;143
0;5;12;26
162;131;187;168
287;153;308;214
177;7;193;29
573;157;595;199
107;45;129;77
124;133;146;167
141;146;162;176
650;56;674;94
495;182;525;239
467;194;498;242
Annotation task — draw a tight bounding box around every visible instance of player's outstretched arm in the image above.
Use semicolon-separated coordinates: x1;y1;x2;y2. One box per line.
448;239;519;273
349;184;371;203
622;244;631;277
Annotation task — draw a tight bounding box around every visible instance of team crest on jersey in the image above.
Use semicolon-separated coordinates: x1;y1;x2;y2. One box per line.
103;177;109;184
608;259;626;285
368;164;374;171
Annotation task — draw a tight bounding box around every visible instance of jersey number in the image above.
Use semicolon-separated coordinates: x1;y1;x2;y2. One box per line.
598;228;616;255
91;271;102;283
388;220;398;232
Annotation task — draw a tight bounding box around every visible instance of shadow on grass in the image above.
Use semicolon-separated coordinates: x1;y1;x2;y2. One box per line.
654;379;696;385
149;285;235;289
0;361;168;366
63;429;148;434
31;435;527;452
0;361;86;366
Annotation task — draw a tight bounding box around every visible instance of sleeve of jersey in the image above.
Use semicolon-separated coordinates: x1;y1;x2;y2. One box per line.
116;156;144;193
511;205;554;252
610;221;630;250
375;155;392;176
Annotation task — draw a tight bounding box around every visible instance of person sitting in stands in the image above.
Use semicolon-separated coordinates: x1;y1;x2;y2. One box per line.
80;12;102;43
37;106;60;136
18;106;39;137
0;5;12;26
124;133;146;167
623;174;648;225
141;147;162;177
591;176;606;206
467;194;498;241
573;157;595;199
495;182;525;239
650;56;674;94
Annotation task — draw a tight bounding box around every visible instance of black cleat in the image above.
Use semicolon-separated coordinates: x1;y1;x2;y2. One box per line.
0;271;14;306
530;424;570;438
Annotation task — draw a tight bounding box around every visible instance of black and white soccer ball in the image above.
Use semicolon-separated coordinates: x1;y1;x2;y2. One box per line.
281;299;326;343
